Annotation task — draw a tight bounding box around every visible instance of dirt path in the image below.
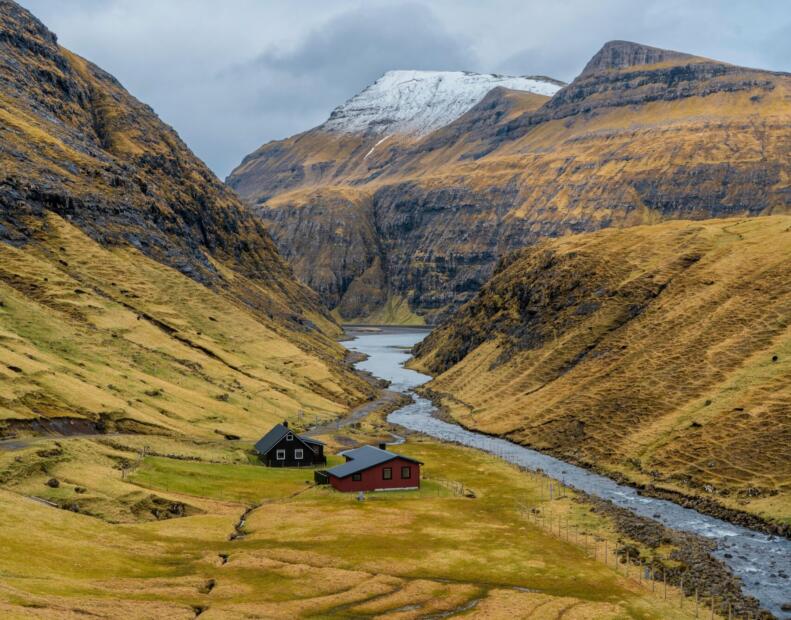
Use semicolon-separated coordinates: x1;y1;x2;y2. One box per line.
304;389;408;437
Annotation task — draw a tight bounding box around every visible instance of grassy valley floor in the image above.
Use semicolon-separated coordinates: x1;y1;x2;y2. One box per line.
0;424;719;619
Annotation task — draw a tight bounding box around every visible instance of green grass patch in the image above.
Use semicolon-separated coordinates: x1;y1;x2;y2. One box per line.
130;456;317;504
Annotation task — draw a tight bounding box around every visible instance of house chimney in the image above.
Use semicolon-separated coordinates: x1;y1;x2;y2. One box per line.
378;443;386;450
283;420;289;428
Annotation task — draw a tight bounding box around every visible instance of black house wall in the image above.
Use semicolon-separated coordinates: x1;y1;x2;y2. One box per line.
260;435;325;467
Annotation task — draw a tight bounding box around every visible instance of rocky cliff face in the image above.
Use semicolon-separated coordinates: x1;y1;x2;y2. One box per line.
412;216;791;526
1;1;275;286
578;39;694;77
230;40;791;324
0;0;373;437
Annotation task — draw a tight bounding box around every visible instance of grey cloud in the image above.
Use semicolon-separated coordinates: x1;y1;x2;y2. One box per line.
253;3;475;85
497;47;587;84
15;0;791;178
213;2;475;176
763;22;791;70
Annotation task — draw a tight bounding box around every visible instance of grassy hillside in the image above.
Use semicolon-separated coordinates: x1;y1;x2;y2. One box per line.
0;0;374;441
0;214;373;441
413;216;791;527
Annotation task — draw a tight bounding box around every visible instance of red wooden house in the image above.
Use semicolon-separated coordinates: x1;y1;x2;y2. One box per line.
325;444;421;492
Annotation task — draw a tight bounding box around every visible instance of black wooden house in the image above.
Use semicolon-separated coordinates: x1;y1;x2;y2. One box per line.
254;421;326;467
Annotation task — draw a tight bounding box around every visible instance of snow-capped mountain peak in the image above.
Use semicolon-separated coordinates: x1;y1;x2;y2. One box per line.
322;70;564;136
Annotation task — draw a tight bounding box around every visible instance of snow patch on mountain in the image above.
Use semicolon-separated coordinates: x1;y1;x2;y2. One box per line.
322;70;563;136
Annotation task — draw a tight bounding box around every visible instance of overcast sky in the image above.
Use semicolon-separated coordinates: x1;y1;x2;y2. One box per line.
18;0;791;178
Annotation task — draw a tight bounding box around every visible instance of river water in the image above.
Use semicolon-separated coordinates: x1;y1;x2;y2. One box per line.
344;327;791;618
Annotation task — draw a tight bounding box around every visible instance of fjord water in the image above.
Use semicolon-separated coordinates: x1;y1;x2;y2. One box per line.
344;328;791;618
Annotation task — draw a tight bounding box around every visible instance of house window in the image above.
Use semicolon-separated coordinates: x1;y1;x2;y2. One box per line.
401;466;411;479
382;467;392;480
286;433;293;441
294;449;304;460
276;449;286;460
352;473;362;481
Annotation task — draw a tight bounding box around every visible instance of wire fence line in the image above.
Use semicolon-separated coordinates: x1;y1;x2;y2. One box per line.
515;469;754;620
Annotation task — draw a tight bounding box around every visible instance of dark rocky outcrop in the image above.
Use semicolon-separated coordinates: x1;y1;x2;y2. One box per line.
256;190;385;313
578;40;696;77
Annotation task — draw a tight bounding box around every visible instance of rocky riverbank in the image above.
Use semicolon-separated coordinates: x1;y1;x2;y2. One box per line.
575;490;773;619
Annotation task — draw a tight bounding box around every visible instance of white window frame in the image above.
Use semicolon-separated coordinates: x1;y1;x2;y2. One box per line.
294;449;304;460
276;449;286;460
286;433;293;441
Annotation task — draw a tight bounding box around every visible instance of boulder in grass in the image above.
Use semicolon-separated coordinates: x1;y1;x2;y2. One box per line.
46;478;60;488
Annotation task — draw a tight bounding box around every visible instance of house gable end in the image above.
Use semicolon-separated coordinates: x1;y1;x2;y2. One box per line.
255;424;324;456
271;433;317;454
254;424;288;455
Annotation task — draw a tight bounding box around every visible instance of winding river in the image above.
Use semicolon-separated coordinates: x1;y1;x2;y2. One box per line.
344;327;791;618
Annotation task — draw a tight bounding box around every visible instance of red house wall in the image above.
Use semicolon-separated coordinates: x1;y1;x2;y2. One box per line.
329;457;420;492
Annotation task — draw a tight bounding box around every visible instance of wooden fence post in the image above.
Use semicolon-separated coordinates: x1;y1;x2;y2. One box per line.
680;576;684;608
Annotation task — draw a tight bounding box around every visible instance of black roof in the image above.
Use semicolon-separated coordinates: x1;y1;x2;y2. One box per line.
326;445;422;479
254;423;324;455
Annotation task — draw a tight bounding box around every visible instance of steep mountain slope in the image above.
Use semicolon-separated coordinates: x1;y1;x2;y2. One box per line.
229;41;791;324
228;71;563;204
412;216;791;527
0;0;373;440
